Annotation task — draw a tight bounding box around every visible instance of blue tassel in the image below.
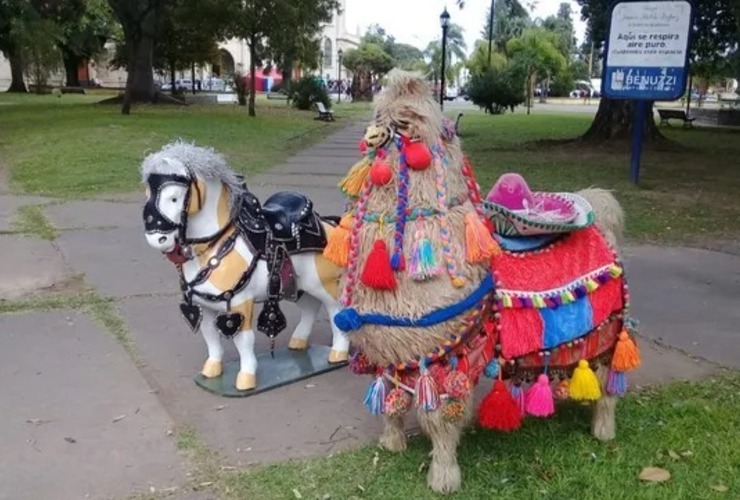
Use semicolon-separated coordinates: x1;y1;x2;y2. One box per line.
409;230;440;281
484;359;499;379
510;384;525;416
363;375;387;415
607;370;627;397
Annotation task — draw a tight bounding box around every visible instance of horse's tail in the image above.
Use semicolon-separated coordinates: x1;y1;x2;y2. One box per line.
577;188;625;251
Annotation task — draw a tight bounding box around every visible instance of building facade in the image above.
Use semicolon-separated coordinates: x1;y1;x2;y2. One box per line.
0;0;360;91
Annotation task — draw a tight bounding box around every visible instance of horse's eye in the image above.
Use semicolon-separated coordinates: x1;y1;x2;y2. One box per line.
171;197;178;203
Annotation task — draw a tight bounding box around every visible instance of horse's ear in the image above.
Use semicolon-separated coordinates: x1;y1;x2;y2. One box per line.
187;178;206;215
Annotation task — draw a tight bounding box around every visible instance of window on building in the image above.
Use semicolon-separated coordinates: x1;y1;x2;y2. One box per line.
323;38;333;67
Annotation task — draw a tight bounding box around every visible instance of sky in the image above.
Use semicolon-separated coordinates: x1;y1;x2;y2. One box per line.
344;0;587;55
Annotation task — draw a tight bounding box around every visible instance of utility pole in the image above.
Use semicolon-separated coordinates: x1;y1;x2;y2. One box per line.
487;0;495;65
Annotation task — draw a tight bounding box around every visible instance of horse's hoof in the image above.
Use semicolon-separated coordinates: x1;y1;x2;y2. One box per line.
201;359;223;378
235;371;257;391
288;338;309;350
328;349;348;363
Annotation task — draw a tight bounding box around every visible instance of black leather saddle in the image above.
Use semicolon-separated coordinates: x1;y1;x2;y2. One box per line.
234;188;336;340
262;192;313;241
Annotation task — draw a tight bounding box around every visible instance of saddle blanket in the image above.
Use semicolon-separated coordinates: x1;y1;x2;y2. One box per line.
492;227;625;359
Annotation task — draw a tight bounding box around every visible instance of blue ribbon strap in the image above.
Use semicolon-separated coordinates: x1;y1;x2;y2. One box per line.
334;274;494;332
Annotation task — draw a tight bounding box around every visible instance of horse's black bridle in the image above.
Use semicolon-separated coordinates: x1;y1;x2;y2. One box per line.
143;169;235;251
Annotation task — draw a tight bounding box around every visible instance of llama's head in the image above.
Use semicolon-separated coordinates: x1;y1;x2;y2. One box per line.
371;69;446;147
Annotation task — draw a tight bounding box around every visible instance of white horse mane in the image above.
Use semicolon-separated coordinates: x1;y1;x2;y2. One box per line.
141;139;245;214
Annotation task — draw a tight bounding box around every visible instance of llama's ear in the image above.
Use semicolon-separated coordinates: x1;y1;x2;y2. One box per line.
187;177;206;215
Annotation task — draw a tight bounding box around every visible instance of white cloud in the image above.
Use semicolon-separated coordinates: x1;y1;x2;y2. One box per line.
344;0;587;54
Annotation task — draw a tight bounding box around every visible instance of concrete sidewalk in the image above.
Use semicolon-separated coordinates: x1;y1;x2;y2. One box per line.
0;122;737;499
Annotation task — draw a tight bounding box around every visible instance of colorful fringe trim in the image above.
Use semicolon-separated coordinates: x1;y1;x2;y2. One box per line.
495;264;623;309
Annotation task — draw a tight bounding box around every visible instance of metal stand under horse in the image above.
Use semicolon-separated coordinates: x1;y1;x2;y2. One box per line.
190;181;347;397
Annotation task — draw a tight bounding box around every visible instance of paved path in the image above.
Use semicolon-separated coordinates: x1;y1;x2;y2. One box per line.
0;121;737;499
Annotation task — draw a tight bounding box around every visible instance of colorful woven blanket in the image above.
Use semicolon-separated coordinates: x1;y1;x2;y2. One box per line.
492;227;625;360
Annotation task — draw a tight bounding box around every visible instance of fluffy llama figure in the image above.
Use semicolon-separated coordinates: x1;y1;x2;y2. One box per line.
324;70;640;494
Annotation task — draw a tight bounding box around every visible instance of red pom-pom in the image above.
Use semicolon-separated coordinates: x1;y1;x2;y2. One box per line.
370;160;393;186
359;139;368;154
361;240;396;290
477;380;522;432
403;141;432;170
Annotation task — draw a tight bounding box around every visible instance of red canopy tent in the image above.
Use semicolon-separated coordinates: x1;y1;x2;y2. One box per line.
244;68;283;92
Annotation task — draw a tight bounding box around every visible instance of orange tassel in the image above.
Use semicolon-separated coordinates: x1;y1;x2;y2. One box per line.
464;212;501;263
612;330;641;372
361;240;396;290
339;158;371;197
323;213;353;267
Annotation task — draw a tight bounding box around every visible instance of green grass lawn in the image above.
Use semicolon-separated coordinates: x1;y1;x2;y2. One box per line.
222;373;739;500
0;92;370;198
455;111;740;243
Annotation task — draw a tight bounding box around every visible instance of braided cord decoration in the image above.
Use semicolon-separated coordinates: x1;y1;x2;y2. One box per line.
340;178;373;306
391;135;410;271
461;154;487;220
433;145;466;287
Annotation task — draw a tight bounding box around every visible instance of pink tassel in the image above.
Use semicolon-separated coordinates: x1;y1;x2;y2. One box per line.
414;367;440;411
525;374;555;417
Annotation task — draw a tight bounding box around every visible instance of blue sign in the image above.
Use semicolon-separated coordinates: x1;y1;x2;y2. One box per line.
603;0;694;101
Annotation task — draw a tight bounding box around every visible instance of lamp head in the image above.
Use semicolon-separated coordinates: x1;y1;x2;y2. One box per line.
440;7;450;28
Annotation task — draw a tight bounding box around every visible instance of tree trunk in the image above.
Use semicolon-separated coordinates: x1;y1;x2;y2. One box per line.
580;98;665;143
63;53;81;87
7;50;27;93
128;34;155;103
248;41;257;117
191;63;196;94
170;63;176;92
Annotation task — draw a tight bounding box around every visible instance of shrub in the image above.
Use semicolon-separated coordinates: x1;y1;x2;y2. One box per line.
467;66;526;115
289;76;331;111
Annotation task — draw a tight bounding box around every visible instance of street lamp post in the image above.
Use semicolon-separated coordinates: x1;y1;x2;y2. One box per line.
440;8;450;110
337;48;344;104
319;51;324;84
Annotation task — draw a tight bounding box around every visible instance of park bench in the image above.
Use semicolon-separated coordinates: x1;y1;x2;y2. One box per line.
315;102;335;122
657;108;695;128
266;90;290;104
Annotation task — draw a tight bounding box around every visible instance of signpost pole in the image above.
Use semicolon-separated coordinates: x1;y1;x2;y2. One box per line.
630;101;648;185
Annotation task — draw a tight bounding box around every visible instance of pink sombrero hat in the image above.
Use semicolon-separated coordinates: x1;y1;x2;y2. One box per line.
482;173;595;236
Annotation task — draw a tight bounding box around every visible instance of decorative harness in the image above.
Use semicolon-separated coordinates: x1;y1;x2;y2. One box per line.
144;171;333;350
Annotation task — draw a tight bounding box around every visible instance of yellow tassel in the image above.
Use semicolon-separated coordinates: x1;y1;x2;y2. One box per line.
464;213;501;263
569;360;602;401
339;158;371;197
612;330;641;372
323;213;353;267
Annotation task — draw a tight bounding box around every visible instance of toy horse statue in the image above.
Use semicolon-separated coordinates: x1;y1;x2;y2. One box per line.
325;70;640;494
141;141;349;391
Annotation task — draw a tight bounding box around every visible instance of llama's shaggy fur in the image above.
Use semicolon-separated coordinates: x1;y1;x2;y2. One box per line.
347;69;489;367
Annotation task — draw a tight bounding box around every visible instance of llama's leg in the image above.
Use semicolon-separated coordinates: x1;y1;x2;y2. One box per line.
288;293;321;351
199;308;224;378
417;397;471;494
379;413;407;452
230;300;257;391
325;301;350;363
592;364;617;441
